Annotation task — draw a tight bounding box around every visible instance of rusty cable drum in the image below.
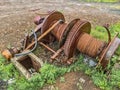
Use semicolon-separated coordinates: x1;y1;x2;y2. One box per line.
52;23;68;42
77;33;106;58
64;20;91;59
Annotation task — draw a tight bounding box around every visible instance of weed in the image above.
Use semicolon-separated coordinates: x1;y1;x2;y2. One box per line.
60;77;65;83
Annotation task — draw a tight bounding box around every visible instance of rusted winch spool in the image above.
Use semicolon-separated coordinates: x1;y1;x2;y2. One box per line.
2;11;120;69
33;11;120;68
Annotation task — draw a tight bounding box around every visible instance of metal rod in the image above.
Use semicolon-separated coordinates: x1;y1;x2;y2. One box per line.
25;20;61;50
51;46;63;60
23;33;29;49
39;42;56;53
103;24;111;44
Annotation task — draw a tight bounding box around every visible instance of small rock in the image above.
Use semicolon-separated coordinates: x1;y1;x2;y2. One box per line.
79;78;85;84
89;59;97;67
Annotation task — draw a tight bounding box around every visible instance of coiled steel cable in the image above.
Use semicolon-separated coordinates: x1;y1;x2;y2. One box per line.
77;32;106;58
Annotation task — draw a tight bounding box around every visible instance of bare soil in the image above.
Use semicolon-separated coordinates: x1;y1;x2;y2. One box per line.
42;72;100;90
0;0;120;90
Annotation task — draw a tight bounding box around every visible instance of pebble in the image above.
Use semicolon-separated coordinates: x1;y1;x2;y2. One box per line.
79;78;85;84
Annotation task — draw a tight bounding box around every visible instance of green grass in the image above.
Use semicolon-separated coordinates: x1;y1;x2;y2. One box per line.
0;23;120;90
91;23;120;41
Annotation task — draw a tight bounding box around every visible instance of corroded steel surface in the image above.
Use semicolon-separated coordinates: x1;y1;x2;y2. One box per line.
64;20;91;58
52;23;68;42
59;19;80;47
77;32;106;58
1;11;120;70
103;24;111;43
99;34;120;68
40;11;65;43
41;11;65;33
2;48;20;60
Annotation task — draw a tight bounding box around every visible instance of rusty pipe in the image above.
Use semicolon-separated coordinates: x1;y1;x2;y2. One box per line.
39;42;56;54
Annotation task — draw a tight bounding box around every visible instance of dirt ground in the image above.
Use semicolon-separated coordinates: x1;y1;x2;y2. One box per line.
0;0;120;90
42;72;100;90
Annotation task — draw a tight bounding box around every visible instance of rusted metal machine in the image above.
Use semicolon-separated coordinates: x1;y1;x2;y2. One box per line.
1;11;120;78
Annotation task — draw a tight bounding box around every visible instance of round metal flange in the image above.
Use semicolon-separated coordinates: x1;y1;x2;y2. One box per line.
59;19;80;47
40;11;65;43
64;20;91;59
99;34;120;68
41;11;65;33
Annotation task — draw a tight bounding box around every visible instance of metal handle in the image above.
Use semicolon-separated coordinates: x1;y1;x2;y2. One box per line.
103;24;111;44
